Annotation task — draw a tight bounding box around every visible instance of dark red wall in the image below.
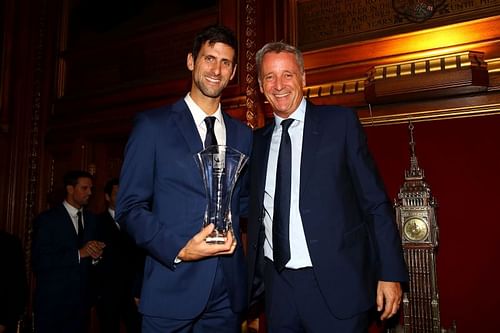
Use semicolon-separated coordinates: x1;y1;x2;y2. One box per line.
364;114;500;332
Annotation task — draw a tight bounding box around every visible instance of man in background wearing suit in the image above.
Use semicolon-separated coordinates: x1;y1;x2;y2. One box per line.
95;178;144;333
247;42;408;332
116;25;252;333
32;170;105;333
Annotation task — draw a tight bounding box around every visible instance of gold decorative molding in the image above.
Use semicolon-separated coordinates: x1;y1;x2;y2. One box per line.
303;52;500;98
300;52;500;126
304;78;365;98
486;57;500;74
364;51;489;103
368;51;487;80
359;102;500;126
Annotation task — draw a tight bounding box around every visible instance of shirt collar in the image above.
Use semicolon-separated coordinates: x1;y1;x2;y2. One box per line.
184;93;223;127
273;97;306;126
63;200;80;217
108;207;115;219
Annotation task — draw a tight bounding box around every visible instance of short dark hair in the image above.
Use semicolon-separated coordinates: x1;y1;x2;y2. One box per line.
192;25;238;65
63;170;93;187
104;178;119;197
255;41;304;83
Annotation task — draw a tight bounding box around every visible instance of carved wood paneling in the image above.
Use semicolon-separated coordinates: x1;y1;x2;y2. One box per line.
293;0;500;51
0;0;13;134
294;16;500;126
244;0;260;128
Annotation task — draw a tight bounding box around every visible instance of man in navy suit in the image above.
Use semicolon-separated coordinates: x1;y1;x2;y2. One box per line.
32;170;105;333
246;42;407;332
94;178;144;333
116;25;252;333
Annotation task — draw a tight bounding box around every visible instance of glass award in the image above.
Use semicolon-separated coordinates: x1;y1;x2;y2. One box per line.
195;145;249;243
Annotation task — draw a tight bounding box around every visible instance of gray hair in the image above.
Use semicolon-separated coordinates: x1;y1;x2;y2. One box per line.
255;42;304;83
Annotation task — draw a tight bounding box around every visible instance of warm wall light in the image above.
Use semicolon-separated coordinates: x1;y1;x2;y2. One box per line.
410;25;482;57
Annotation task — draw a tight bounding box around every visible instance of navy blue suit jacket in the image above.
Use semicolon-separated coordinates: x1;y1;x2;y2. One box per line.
94;210;145;301
116;99;252;319
32;203;97;318
247;102;407;319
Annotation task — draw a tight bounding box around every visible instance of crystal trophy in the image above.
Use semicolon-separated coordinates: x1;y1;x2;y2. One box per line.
195;145;249;244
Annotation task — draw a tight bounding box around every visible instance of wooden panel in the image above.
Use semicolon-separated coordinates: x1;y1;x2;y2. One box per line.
289;16;500;125
63;12;217;98
44;143;75;208
89;139;126;213
0;137;9;231
293;0;500;51
0;0;15;134
44;138;126;214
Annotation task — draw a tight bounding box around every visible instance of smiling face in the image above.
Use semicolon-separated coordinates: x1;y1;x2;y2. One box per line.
187;41;237;107
259;51;306;119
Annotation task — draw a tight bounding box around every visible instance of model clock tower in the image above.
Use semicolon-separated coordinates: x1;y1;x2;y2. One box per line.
393;122;455;333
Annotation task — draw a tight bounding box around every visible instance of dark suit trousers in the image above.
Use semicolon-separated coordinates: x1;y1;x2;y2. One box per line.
34;303;89;333
142;259;241;333
263;259;370;333
96;296;141;333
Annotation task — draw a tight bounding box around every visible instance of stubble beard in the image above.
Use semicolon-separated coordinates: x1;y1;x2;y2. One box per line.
194;74;227;99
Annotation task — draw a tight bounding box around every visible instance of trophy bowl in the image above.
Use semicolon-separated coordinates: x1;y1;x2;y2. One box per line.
195;145;248;244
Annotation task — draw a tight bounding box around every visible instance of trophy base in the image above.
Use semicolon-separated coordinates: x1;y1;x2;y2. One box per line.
205;230;228;244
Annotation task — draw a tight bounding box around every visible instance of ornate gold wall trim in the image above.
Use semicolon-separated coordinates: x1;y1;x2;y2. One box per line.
367;51;487;81
359;103;500;126
302;53;500;126
486;57;500;73
244;0;259;128
304;78;365;97
304;54;500;100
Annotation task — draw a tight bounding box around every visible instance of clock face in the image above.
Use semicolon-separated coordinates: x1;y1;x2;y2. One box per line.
403;217;428;241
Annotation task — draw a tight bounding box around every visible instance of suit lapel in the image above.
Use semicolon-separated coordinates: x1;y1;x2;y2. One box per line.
172;100;204;154
83;210;94;243
223;113;238;150
300;103;322;197
58;204;79;244
255;123;274;206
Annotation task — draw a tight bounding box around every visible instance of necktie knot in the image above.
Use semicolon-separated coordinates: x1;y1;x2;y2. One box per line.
204;116;218;148
281;118;294;132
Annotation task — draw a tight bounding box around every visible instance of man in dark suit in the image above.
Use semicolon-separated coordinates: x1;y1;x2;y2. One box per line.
94;178;143;333
247;42;408;332
0;230;27;333
116;25;252;333
32;170;105;333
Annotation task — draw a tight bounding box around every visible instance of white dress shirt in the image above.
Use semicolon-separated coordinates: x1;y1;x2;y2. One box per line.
108;207;120;229
63;200;83;234
184;93;226;147
63;200;83;261
263;98;312;269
